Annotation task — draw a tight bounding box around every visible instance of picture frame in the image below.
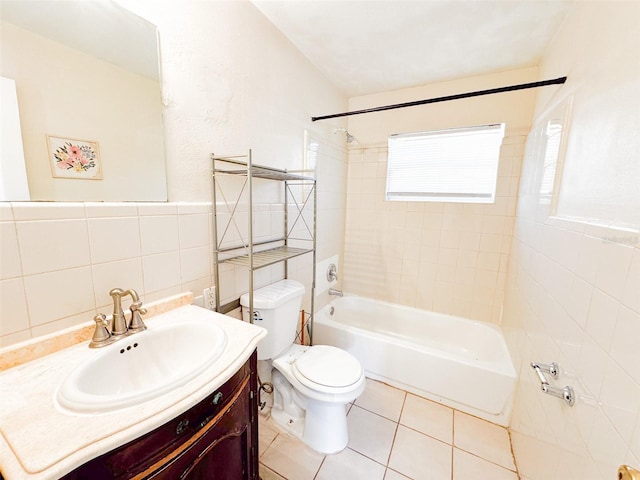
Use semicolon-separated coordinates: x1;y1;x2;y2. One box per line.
47;135;102;180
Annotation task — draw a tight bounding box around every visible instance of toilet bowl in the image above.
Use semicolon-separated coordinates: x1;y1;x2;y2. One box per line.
271;344;365;453
240;279;365;454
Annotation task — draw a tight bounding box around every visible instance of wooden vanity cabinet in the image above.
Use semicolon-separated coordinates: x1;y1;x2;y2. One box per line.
62;351;258;480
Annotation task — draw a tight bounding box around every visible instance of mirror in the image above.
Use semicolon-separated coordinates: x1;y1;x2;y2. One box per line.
0;0;167;202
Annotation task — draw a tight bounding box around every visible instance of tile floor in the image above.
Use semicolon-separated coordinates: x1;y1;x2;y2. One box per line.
258;378;519;480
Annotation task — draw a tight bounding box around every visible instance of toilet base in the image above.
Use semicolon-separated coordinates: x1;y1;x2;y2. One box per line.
271;370;350;454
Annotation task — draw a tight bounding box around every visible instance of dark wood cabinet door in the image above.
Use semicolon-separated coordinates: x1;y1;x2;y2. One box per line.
145;376;254;480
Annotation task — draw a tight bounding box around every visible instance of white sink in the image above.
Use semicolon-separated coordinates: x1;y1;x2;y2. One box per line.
56;318;228;414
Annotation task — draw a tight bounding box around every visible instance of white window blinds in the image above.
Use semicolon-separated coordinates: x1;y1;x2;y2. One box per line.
386;123;505;203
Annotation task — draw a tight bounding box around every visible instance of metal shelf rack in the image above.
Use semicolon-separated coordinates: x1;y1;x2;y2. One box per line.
211;150;317;343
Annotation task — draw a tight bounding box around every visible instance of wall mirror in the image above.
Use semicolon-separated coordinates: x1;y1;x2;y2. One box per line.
0;0;167;202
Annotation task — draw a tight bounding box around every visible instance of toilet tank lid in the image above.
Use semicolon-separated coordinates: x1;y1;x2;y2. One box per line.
240;279;305;309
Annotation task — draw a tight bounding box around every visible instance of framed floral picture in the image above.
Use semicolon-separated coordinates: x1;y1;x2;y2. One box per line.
47;135;102;180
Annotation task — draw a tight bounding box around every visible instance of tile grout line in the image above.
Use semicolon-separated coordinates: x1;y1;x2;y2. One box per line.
385;392;407;469
352;402;401;424
506;428;522;479
452;446;519;474
311;453;327;480
451;409;456;480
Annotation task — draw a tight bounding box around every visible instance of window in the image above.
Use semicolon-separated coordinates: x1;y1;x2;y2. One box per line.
386;123;505;203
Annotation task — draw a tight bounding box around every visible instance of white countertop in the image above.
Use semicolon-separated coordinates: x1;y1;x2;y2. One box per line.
0;305;266;480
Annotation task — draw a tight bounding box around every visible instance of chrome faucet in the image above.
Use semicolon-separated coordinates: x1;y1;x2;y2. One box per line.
89;288;147;348
327;263;338;282
327;264;343;296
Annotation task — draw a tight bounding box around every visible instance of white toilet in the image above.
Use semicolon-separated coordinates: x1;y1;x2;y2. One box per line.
240;279;365;454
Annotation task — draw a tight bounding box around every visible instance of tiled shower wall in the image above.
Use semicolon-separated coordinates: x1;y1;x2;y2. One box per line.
342;133;526;324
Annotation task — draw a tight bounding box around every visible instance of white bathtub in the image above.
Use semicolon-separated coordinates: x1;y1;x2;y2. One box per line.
313;295;516;426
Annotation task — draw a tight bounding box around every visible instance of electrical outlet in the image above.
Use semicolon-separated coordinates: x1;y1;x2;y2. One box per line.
203;286;216;310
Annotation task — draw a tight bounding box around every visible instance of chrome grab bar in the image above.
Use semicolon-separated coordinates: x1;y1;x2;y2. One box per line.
530;361;575;407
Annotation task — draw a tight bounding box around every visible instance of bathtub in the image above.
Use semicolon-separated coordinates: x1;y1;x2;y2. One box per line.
313;295;516;426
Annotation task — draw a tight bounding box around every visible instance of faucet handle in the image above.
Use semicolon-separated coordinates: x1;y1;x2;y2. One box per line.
89;313;112;348
327;263;338;282
128;300;147;332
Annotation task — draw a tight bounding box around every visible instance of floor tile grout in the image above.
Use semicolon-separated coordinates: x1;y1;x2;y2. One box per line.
259;379;519;480
506;427;520;475
385;392;406;467
452;447;519;473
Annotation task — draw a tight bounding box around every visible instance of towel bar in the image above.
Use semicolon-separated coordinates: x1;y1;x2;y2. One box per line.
530;361;575;407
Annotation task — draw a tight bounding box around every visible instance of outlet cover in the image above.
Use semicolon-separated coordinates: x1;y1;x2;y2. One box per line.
203;286;216;310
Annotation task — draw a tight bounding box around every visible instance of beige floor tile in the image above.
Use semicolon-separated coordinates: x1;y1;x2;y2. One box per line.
258;415;279;458
453;448;518;480
348;405;398;464
388;425;452;480
400;393;454;444
385;468;414;479
453;411;516;471
316;448;386;480
260;433;325;480
355;378;406;421
259;463;287;480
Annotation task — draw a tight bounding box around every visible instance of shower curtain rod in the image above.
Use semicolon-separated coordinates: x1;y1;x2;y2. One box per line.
311;76;567;122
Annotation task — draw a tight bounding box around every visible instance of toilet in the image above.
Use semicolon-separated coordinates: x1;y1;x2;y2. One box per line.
240;279;365;454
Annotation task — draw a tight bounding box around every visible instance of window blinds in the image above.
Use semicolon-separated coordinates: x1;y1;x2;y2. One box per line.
386;123;505;203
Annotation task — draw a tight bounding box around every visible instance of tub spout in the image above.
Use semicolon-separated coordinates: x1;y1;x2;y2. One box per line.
328;288;343;297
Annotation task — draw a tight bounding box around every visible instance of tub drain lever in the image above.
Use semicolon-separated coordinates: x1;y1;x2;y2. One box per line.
530;361;575;407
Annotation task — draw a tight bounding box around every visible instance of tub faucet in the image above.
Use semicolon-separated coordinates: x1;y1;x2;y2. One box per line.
328;288;343;297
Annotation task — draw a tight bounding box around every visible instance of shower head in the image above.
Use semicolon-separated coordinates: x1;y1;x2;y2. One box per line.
333;128;356;144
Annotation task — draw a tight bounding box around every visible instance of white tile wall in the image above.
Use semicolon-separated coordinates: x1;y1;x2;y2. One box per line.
139;215;180;255
0;202;217;348
342;134;525;324
16;219;91;275
88;217;142;263
0;197;332;348
502;175;640;478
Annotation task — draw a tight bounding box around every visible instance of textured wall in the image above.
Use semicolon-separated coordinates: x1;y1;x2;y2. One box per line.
1;1;349;347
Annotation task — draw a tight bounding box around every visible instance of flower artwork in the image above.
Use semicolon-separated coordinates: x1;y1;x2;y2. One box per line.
47;136;102;180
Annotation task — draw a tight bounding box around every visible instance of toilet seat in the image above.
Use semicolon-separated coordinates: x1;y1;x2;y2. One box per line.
272;344;365;400
291;345;363;393
270;343;366;453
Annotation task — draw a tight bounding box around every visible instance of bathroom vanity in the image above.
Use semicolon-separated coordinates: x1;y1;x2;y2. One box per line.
61;353;257;479
0;300;266;480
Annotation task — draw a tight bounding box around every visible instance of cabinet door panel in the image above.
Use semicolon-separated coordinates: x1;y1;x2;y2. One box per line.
147;377;252;480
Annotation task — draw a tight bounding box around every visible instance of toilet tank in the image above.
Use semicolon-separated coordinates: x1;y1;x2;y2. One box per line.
240;279;305;360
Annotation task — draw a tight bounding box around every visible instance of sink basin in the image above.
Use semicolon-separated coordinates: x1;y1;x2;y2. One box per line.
56;318;228;414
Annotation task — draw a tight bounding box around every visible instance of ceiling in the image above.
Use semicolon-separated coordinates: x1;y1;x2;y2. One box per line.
252;0;573;97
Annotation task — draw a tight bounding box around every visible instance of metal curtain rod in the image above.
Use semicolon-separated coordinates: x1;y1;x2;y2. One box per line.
311;76;567;122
